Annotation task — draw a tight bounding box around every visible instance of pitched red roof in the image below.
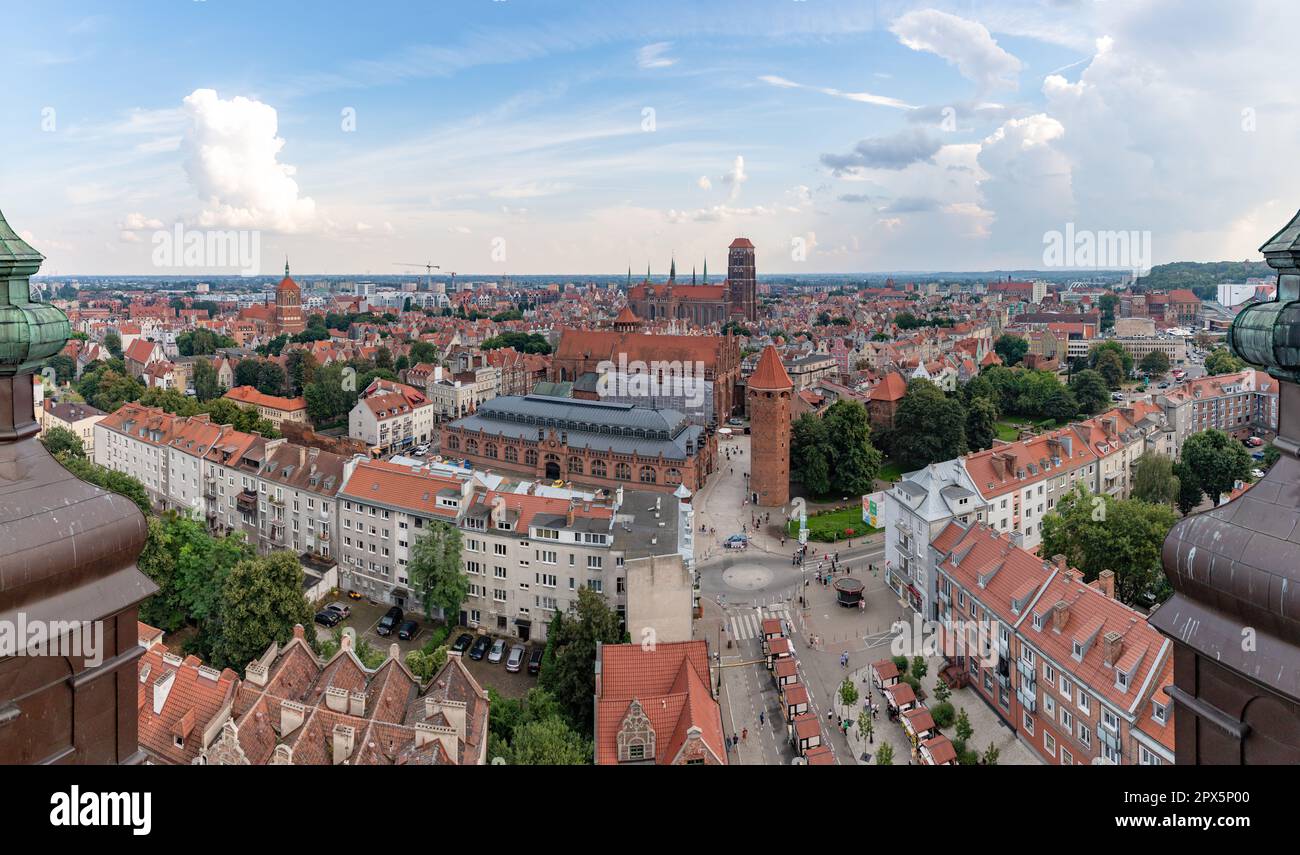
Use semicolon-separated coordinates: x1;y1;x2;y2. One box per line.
748;344;793;391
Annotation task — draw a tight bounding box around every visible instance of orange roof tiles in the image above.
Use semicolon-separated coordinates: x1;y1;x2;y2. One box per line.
748;344;793;390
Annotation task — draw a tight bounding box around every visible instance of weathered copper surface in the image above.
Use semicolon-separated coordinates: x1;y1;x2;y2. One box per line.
0;206;155;764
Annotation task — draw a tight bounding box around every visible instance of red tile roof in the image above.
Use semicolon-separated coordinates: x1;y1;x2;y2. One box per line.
223;385;308;413
748;344;793;390
595;640;725;765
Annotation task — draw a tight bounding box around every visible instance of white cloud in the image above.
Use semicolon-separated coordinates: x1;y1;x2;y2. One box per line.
697;175;712;191
757;74;916;110
890;9;1023;91
720;155;748;200
181;88;317;233
637;42;676;69
121;212;164;230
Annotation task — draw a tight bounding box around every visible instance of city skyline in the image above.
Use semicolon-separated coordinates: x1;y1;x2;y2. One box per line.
6;0;1299;276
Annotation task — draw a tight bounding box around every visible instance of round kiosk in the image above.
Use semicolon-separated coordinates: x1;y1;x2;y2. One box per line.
834;577;864;608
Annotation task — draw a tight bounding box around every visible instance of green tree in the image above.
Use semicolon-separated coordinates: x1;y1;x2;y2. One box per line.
540;588;626;734
56;454;152;515
955;709;974;744
790;413;831;495
910;655;928;683
1204;347;1246;376
858;709;873;744
875;742;894;765
821;398;882;496
304;362;356;424
839;677;859;708
1069;369;1110;415
406;645;449;682
1139;350;1170;377
892;379;967;470
1131;453;1180;505
1040;484;1178;606
932;677;951;704
1179;429;1252;505
192;357;222;402
104;330;122;359
965;395;998;451
285;349;318;396
981;742;1000;765
1094;348;1125;389
1090;340;1134;376
209;552;314;671
46;353;77;386
994;334;1029;366
505;715;593;765
406;520;466;620
40;425;85;458
1041;386;1080;423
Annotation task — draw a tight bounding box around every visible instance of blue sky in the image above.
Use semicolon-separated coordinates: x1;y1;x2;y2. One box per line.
3;0;1297;276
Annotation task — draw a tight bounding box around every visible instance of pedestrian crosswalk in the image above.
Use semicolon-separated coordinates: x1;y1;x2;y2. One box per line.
725;603;794;641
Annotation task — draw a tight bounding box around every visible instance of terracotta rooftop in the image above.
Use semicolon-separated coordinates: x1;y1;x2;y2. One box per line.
748;344;793;391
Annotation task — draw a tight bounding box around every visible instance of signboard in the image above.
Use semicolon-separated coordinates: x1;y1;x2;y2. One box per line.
863;491;883;528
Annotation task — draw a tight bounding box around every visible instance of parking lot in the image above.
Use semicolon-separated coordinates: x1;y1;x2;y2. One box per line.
312;599;542;698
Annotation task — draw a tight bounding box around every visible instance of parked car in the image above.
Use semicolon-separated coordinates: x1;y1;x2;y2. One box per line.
1248;436;1265;447
397;620;419;640
469;635;491;660
527;645;544;675
488;638;506;664
1252;450;1266;461
451;632;474;653
325;602;351;619
347;590;364;600
1251;469;1266;480
727;417;744;426
314;609;342;627
376;606;404;637
506;643;526;672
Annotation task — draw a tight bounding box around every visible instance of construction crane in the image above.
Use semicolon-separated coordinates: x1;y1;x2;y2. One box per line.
394;262;440;291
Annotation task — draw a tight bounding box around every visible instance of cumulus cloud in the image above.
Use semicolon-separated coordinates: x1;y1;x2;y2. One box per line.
120;212;164;230
720;155;748;199
976;114;1073;247
697;175;712;190
891;9;1023;91
880;196;941;214
820;128;943;174
181;88;317;233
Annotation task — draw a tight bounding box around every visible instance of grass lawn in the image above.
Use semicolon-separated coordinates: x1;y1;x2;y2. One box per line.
788;506;881;543
878;459;905;482
994;420;1024;442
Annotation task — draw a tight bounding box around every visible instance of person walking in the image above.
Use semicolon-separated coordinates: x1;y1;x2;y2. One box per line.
742;728;748;741
759;711;765;725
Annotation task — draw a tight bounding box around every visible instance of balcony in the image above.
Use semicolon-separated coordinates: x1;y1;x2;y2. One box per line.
1017;685;1037;712
1016;658;1036;681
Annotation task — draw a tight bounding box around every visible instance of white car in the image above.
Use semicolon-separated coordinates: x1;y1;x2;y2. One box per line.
488;638;506;663
1251;469;1266;479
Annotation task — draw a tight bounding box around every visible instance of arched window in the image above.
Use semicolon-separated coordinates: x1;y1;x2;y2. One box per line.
445;434;459;451
665;468;682;485
485;442;498;459
639;466;656;483
525;448;538;466
465;439;478;455
568;457;584;474
591;460;607;478
615;462;632;481
504;446;518;463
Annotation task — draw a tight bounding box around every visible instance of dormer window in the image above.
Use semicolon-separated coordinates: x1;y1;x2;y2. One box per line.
1151;701;1167;724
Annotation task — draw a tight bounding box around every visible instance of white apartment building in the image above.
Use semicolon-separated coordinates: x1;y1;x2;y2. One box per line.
349;388;435;453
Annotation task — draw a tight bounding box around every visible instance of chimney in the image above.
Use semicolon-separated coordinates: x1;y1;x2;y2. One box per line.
414;721;459;758
325;685;349;713
1102;630;1125;667
245;662;269;687
1097;569;1116;599
349;690;366;717
1051;600;1071;632
152;670;176;715
1052;554;1068;574
280;699;306;735
332;723;356;765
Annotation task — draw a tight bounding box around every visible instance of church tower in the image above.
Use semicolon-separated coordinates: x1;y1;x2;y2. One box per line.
727;238;757;321
274;259;306;335
746;344;792;507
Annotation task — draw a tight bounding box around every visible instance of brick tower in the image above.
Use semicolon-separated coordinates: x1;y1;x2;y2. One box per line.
747;344;792;507
727;237;757;321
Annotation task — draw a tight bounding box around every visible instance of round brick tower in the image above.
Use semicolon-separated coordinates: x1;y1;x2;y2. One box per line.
747;344;793;508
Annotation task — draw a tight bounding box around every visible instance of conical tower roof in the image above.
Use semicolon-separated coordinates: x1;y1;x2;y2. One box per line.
0;207;44;276
748;344;793;390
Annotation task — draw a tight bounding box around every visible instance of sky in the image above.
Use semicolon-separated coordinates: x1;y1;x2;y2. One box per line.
2;0;1298;277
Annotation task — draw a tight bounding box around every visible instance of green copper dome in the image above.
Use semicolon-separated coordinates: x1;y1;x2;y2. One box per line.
0;207;71;377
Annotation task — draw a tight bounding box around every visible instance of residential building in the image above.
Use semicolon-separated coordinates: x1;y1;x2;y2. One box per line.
594;640;726;765
223;385;310;428
40;399;106;455
349;386;434;454
1156;369;1279;447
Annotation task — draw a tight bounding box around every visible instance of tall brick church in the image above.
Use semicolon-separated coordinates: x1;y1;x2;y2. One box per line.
627;237;757;325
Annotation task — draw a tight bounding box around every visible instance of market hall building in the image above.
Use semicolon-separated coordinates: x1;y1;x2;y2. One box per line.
439;394;716;493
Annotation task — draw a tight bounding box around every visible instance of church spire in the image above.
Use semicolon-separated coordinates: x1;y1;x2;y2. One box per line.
669;256;676;281
284;257;290;278
692;266;696;286
702;258;708;283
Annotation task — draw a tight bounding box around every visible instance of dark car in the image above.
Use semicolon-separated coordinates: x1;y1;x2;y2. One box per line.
314;609;342;627
376;606;404;637
527;645;544;675
469;635;492;660
397;620;419;640
451;632;474;653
